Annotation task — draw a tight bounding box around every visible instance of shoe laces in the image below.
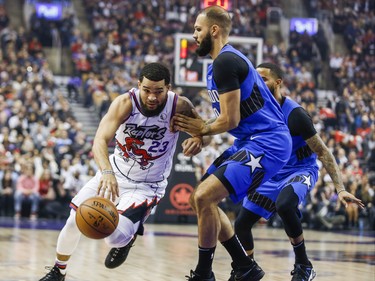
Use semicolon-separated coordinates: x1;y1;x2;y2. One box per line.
291;264;312;279
112;248;121;257
185;270;195;280
44;265;61;277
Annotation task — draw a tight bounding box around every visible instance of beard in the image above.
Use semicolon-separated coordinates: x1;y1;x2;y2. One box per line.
139;97;166;117
195;32;212;57
268;84;275;95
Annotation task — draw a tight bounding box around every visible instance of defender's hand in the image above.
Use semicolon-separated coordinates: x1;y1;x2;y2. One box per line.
182;137;203;157
338;190;364;209
172;111;206;136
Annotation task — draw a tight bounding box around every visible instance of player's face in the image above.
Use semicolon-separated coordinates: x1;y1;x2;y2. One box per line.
138;77;170;117
256;68;276;95
193;14;213;56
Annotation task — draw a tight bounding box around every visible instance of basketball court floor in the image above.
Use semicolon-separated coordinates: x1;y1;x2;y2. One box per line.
0;217;374;281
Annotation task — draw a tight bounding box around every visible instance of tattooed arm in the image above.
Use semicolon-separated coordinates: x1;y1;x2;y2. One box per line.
289;106;364;209
306;131;364;209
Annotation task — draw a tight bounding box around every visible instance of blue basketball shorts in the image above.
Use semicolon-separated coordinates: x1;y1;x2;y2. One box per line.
242;169;318;219
203;129;292;204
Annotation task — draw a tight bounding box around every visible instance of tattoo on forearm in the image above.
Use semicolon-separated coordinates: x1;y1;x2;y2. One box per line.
319;151;343;188
308;135;343;189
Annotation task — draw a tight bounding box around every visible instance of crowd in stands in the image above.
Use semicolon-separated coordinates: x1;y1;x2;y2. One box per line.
0;1;374;231
0;4;96;220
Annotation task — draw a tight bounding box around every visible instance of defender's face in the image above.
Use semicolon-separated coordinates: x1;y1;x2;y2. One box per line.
193;14;212;56
138;77;170;116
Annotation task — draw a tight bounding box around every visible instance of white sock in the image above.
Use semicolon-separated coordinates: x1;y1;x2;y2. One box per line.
55;259;68;275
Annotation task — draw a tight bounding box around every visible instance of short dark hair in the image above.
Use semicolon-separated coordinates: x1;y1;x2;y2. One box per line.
199;5;232;36
257;62;284;80
139;63;171;85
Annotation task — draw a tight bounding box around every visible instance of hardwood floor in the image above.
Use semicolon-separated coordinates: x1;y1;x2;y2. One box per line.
0;218;374;281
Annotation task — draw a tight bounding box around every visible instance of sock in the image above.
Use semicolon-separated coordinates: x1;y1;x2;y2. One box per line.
221;235;251;267
292;240;310;265
55;259;68;275
195;246;216;278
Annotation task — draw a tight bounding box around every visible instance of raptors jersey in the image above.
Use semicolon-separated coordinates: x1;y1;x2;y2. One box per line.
112;88;179;183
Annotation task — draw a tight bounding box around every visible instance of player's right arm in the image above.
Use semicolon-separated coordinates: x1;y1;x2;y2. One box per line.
172;53;244;136
306;134;364;209
174;95;212;156
93;93;132;201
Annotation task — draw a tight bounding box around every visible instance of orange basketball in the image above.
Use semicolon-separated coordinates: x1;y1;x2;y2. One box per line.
76;197;119;239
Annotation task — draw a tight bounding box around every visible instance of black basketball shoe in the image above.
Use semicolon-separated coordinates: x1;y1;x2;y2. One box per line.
39;265;65;281
290;263;316;281
185;270;216;281
105;235;136;269
231;260;265;281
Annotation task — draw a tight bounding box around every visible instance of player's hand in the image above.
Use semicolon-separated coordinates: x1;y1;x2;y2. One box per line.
182;137;203;157
172;109;206;136
338;190;364;209
98;173;119;202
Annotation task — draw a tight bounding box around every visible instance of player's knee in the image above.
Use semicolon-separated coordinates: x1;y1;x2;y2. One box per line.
276;185;299;215
275;198;291;214
193;189;209;210
234;218;249;235
189;194;196;212
189;187;198;211
105;216;135;248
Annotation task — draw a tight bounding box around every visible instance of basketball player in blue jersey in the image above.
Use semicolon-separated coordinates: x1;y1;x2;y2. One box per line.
39;63;205;281
172;6;292;281
228;63;364;281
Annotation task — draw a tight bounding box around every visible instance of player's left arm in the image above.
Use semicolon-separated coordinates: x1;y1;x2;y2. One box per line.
174;96;211;156
291;107;364;209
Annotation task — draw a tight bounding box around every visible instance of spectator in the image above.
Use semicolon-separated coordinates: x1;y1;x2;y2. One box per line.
14;163;40;220
38;168;56;218
0;168;15;216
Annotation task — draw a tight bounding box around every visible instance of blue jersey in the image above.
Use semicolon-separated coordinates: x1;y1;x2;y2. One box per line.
206;45;287;139
276;97;319;177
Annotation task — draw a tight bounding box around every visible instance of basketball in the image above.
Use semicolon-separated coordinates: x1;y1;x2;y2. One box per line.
76;197;119;239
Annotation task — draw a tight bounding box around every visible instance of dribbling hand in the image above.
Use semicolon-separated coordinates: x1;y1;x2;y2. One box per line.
98;173;119;202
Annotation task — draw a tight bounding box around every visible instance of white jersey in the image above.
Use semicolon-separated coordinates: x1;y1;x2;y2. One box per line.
112;88;179;183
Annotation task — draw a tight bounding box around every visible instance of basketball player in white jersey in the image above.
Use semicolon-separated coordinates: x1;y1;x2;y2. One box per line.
39;63;204;281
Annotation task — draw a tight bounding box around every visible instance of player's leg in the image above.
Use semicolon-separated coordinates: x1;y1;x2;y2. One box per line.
223;133;290;281
187;175;229;281
228;179;280;281
234;208;261;258
104;180;162;269
226;208;262;281
187;146;257;281
104;215;141;269
39;174;100;281
275;174;317;281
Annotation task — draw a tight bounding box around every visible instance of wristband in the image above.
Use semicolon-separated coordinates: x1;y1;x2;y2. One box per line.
337;189;346;195
102;169;115;175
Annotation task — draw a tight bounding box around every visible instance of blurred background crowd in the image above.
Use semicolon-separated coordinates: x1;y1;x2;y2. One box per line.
0;0;374;231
